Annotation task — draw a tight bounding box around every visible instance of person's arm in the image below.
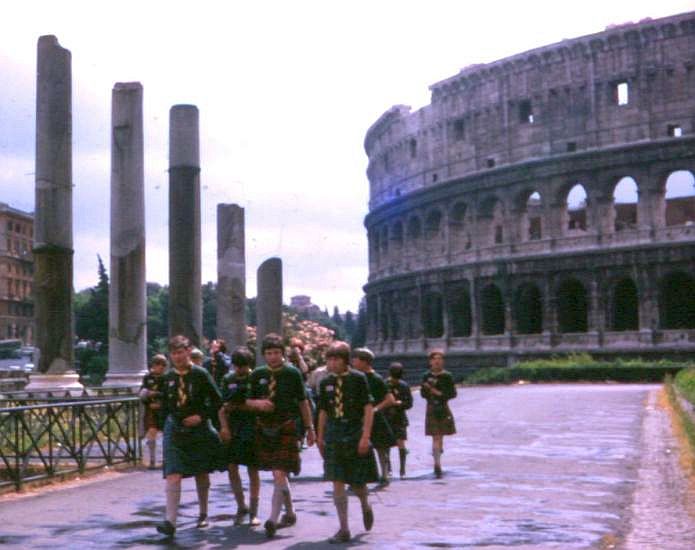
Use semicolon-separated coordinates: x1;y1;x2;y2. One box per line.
401;383;414;410
374;391;396;413
317;409;327;458
300;399;315;446
218;406;231;442
444;374;457;400
358;403;374;455
245;370;275;412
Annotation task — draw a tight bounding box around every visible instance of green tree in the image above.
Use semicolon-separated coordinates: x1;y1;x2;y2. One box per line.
74;255;109;346
344;310;357;343
147;283;169;356
351;302;367;348
202;281;217;342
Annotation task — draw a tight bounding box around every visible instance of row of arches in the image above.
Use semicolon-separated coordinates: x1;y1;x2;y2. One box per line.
371;271;695;341
370;170;695;265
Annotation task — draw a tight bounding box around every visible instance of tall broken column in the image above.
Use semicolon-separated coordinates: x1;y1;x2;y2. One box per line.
217;204;246;351
256;257;282;365
169;105;202;346
28;35;80;389
105;82;147;386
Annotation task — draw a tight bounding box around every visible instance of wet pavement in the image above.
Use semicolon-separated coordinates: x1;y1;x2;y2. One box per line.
1;383;694;549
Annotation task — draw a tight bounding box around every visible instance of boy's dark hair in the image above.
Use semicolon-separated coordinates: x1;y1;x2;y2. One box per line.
326;341;351;364
150;354;168;368
389;362;404;379
215;339;228;354
169;334;190;351
351;347;374;364
428;349;445;361
231;346;254;368
261;333;285;354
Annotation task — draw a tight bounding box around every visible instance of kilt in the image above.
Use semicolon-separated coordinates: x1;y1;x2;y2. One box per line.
226;421;258;467
383;408;408;442
425;402;456;436
324;419;379;486
371;411;397;450
163;415;226;477
144;404;164;431
256;418;301;474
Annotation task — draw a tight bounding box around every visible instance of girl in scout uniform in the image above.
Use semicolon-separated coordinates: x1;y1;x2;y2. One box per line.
218;346;261;527
245;333;315;538
155;335;225;538
139;354;168;469
351;348;396;485
384;362;413;478
420;350;457;479
317;341;378;544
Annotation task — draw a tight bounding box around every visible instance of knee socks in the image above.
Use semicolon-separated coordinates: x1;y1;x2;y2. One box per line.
146;439;156;465
165;483;181;525
196;478;210;517
333;494;349;532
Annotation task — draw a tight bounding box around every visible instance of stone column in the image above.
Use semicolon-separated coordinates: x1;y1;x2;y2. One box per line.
28;35;80;390
217;204;246;351
256;258;283;365
105;82;147;387
168;105;202;346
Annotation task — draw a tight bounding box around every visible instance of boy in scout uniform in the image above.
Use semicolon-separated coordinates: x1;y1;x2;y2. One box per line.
218;346;261;527
420;350;457;479
245;333;315;538
351;348;396;485
318;341;378;544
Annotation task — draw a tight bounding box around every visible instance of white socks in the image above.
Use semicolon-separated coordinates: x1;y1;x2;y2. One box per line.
165;483;181;525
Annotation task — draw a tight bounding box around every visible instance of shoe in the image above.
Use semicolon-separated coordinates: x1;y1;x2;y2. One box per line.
264;520;277;538
249;515;261;527
279;512;297;527
234;507;248;526
434;465;442;479
378;476;390;487
362;504;374;531
156;520;176;537
328;529;351;544
196;514;208;528
148;463;157;470
399;469;405;479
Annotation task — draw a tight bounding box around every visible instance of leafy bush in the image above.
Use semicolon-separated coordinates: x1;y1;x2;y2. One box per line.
463;356;692;385
674;368;695;405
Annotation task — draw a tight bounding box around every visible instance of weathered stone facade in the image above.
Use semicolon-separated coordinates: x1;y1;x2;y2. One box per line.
363;12;695;371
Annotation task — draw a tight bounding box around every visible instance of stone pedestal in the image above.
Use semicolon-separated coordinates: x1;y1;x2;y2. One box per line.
217;204;246;351
25;373;83;391
33;35;78;384
106;82;147;386
256;258;283;364
168;105;202;346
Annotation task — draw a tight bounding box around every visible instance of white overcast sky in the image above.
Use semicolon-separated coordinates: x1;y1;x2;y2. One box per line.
1;0;693;313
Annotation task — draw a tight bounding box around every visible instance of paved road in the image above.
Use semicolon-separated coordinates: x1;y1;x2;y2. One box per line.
1;384;693;549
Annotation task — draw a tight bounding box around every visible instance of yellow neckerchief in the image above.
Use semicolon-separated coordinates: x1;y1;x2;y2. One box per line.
174;363;192;407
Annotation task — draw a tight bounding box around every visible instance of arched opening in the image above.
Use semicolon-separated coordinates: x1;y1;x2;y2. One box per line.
448;286;472;337
612;278;639;331
480;196;504;246
389;293;401;340
370;230;380;266
613;177;639;231
391;221;404;250
406;216;422;253
557;279;588;333
566;183;588;233
404;288;420;339
422;291;444;338
481;283;505;335
660;272;695;329
514;283;543;334
424;209;442;240
379;298;389;340
380;226;389;258
665;170;695;226
525;191;543;241
449;202;469;251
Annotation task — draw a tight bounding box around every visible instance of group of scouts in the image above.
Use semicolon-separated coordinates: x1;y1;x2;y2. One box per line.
139;334;458;543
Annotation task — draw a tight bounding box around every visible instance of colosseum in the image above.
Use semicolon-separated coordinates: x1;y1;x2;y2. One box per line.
363;10;695;373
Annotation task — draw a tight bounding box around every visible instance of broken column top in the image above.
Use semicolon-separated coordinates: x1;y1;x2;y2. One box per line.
114;81;143;91
169;104;199;168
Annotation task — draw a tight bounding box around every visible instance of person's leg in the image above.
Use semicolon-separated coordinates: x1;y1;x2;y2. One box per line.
157;473;181;536
145;427;157;468
397;439;408;478
377;448;390;484
350;483;374;531
195;473;211;526
329;481;350;542
265;470;287;537
248;467;261;526
433;435;443;477
228;464;247;524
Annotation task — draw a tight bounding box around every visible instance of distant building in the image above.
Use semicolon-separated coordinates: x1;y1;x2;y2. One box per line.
0;203;34;344
290;295;321;316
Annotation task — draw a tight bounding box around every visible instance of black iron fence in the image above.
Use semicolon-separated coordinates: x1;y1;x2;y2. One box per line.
0;386;136;409
0;396;141;491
